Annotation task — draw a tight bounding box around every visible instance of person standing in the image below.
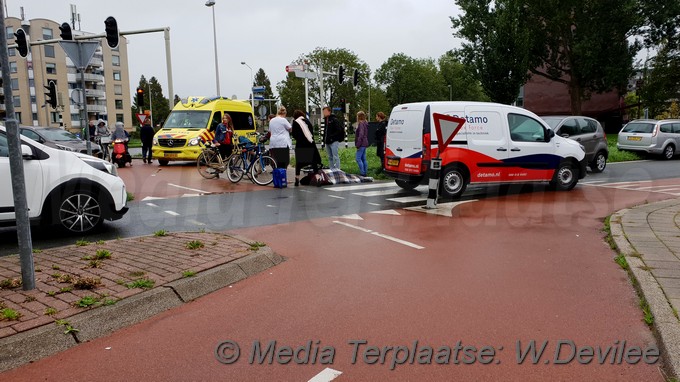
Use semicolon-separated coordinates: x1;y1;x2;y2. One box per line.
355;111;369;176
323;106;343;170
268;106;292;169
140;118;155;164
291;110;322;186
212;113;234;161
374;111;388;172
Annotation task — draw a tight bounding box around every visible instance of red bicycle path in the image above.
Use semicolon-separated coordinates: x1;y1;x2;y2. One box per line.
1;184;672;381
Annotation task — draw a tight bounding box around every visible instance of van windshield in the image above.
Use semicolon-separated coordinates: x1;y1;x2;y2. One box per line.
622;122;655;134
163;111;211;129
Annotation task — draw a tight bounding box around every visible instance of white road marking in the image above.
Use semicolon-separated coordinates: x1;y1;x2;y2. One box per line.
386;195;428;203
371;209;401;216
328;195;345;200
299;189;313;193
581;180;606;184
308;368;343;382
164;210;181;217
367;202;381;206
167;183;211;194
187;219;206;226
333;221;424;249
182;193;202;198
353;188;403;197
142;196;166;201
145;203;159;208
655;187;680;193
327;183;398;192
405;200;477;217
335;214;364;220
266;205;276;208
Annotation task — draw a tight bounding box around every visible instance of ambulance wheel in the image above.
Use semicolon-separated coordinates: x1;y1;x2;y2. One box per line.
440;166;468;199
550;162;579;191
158;160;169;166
395;179;421;190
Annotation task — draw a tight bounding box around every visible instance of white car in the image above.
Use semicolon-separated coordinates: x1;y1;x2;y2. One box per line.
0;125;128;234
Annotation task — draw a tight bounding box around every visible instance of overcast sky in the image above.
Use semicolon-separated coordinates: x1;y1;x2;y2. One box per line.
10;0;464;101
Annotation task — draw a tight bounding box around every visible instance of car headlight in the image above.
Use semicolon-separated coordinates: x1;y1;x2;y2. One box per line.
81;157;118;177
56;144;76;152
153;137;158;146
188;137;200;146
579;144;586;152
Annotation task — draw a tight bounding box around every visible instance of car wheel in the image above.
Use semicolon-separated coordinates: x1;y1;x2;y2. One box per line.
56;190;103;234
591;151;607;173
439;166;468;199
663;144;675;160
158;160;169;166
550;162;579;191
395;178;421;190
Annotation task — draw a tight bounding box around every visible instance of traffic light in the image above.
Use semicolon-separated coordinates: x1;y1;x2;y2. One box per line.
59;22;73;40
136;87;145;107
45;81;57;109
104;16;119;49
14;28;28;58
338;65;345;85
353;69;359;87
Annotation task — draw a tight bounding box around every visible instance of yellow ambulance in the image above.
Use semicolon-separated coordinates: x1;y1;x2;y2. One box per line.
152;96;257;165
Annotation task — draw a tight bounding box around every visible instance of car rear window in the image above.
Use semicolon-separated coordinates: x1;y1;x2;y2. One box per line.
622;122;655;134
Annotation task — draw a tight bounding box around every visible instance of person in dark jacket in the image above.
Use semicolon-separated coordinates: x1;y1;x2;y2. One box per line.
140;118;155;164
322;106;344;170
374;111;387;172
213;113;234;161
355;111;369;176
291;110;322;186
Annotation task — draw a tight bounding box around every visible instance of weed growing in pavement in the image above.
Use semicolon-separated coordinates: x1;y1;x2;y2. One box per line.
73;276;102;290
59;287;73;293
75;296;99;308
126;278;155;289
639;299;654;326
614;254;629;270
47;291;57;297
114;279;126;285
186;240;204;250
1;308;22;321
32;248;42;253
182;270;197;278
35;267;42;272
75;239;90;247
44;307;58;316
96;240;106;245
51;273;74;283
126;192;135;202
154;230;168;237
55;320;79;335
51;264;60;270
88;259;102;268
0;278;22;289
102;299;118;306
83;249;112;261
23;296;36;303
249;242;266;251
199;228;206;233
129;271;146;277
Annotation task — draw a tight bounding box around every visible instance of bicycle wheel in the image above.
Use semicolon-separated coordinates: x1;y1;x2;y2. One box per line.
197;150;219;179
227;155;245;183
250;155;276;186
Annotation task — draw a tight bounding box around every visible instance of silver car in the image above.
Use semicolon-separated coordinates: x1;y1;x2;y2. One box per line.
617;119;680;160
542;116;609;173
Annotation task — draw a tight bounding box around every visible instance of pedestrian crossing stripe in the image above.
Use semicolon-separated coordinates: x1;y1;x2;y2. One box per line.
582;180;680;196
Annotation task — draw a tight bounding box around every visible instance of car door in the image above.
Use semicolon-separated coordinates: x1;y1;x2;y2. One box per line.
506;113;555;181
573;118;598;159
462;106;508;182
0;133;44;221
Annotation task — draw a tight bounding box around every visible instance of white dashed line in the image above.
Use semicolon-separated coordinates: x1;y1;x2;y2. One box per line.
146;203;159;208
187;219;206;226
328;195;345;200
308;368;343;382
333;221;424;249
164;211;180;217
167;183;211;194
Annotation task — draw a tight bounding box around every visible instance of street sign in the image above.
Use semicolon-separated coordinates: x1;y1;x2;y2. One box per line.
258;105;267;118
253;95;265;101
252;86;266;93
59;41;99;69
136;113;148;125
432;113;466;156
295;70;316;79
286;64;304;72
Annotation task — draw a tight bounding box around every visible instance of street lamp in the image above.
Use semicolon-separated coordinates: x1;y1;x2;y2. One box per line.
205;0;220;96
448;84;452;101
241;61;254;110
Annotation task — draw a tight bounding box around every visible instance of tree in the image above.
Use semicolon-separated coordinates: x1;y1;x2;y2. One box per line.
130;75;171;127
452;0;533;104
639;44;680;116
253;68;274;100
439;54;488;101
276;72;306;116
374;53;444;108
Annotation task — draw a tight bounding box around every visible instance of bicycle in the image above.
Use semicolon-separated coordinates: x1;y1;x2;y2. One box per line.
196;141;227;179
226;133;277;186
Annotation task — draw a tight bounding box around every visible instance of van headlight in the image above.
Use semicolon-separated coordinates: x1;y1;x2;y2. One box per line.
153;137;158;146
188;137;200;146
81;157;118;176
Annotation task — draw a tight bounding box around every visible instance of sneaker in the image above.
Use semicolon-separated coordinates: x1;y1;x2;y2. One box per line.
143;159;147;164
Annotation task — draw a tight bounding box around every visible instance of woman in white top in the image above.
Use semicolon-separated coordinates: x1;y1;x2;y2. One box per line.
268;106;292;169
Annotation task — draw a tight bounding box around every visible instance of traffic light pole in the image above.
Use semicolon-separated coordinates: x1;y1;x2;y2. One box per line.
0;1;35;290
80;56;92;155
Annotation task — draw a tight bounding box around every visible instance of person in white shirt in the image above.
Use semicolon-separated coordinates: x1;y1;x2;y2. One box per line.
268;106;292;169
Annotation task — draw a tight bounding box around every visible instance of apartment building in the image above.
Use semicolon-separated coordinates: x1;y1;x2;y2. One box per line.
2;17;132;132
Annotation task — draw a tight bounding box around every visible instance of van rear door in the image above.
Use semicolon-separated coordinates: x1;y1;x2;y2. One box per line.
385;106;427;175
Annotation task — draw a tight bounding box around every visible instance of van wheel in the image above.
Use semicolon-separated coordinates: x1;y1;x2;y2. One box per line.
395;179;421;190
663;144;675;160
55;190;103;234
591;151;607;173
158;160;169;166
550;162;579;191
439;166;468;199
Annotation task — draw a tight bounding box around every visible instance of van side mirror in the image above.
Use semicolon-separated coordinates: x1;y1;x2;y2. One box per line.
546;129;555;142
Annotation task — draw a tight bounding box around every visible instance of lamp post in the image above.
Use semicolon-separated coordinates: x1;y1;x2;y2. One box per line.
241;61;254;110
448;84;452;101
205;0;220;96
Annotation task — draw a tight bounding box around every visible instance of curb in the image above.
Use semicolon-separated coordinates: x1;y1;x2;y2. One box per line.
0;245;284;372
609;209;680;379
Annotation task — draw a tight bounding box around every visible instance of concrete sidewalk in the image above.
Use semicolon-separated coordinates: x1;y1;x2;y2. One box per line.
0;231;283;371
610;199;680;378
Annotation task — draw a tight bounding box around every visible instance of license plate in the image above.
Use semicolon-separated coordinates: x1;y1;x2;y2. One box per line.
387;159;399;166
627;136;642;141
164;153;178;158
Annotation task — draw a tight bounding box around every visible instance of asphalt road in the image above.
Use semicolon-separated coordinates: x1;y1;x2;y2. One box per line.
1;158;680;256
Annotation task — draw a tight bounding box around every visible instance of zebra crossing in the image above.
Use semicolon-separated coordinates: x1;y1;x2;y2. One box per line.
581;179;680;196
326;182;428;204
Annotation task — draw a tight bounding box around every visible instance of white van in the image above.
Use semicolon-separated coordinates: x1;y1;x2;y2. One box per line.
384;102;587;198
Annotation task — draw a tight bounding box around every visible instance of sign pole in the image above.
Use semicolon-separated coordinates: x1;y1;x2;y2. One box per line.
424;112;466;210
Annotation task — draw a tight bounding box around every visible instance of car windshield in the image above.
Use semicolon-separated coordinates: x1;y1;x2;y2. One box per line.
163;111;211;129
622;122;655;134
38;129;80;141
541;117;563;129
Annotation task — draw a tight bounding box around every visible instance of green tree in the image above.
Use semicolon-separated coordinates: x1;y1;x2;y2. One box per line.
439;54;488;101
452;0;533;104
639;44;680;116
276;72;306;116
253;68;274;100
374;53;444;108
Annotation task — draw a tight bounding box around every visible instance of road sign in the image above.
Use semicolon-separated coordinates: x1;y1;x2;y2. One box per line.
258;105;267;118
295;70;316;79
252;86;266;93
253;95;265;101
286;64;304;72
136;113;148;125
432;113;466;156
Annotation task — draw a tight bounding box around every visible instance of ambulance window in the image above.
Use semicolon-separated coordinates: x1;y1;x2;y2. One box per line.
508;114;546;142
210;112;222;132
